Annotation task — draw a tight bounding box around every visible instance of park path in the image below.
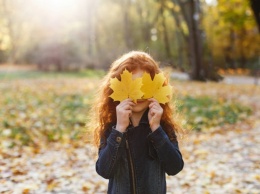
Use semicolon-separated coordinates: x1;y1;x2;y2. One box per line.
171;72;259;85
0;65;258;85
168;80;260;193
168;124;260;194
1;124;259;194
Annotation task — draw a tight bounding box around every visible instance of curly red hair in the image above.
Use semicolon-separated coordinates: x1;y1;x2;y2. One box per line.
88;51;183;146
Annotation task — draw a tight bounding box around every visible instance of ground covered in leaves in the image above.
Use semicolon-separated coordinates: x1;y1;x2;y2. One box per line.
0;71;260;193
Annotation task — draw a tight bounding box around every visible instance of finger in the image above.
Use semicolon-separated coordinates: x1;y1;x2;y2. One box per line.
149;108;156;116
122;104;133;110
149;99;160;105
119;101;135;108
149;106;160;115
150;107;162;117
121;98;134;104
149;117;154;126
126;110;132;117
121;102;135;108
148;98;158;103
117;105;132;113
128;102;136;106
123;99;135;105
149;102;159;109
118;107;132;115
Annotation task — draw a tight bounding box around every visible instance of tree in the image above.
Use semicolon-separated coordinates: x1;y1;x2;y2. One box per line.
170;0;221;81
1;0;19;63
205;0;260;70
250;0;260;32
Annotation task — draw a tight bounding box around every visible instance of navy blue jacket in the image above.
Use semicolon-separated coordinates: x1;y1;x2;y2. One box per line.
96;109;184;194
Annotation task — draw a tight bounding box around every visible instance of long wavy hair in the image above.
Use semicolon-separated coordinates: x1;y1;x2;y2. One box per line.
89;51;183;146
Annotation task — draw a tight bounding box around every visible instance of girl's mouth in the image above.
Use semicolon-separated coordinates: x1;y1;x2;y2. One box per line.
136;99;147;104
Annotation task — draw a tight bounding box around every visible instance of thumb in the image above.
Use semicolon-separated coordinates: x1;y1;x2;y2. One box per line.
149;117;154;127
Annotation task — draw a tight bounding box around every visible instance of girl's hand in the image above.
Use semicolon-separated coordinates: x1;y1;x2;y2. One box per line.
115;99;135;133
148;98;163;132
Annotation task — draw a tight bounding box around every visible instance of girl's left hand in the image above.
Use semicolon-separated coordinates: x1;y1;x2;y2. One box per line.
148;98;163;132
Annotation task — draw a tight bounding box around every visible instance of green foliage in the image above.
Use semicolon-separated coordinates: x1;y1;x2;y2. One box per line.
0;0;259;70
0;77;98;147
204;0;259;68
178;96;252;131
0;73;253;147
0;69;105;80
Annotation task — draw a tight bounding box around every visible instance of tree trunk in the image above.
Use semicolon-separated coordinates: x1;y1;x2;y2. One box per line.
85;0;97;59
160;0;171;59
122;0;133;49
224;28;235;69
250;0;260;33
189;0;203;80
239;26;246;68
172;0;222;81
176;0;204;80
168;1;188;70
2;0;17;64
136;1;151;44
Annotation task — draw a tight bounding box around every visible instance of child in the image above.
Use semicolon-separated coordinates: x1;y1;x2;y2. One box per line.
91;51;184;194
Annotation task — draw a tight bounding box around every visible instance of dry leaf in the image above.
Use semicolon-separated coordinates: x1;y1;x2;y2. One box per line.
109;69;143;103
141;72;172;104
22;189;30;194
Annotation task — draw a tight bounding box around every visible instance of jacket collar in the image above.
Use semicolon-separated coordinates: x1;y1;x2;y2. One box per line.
129;108;149;126
139;108;149;124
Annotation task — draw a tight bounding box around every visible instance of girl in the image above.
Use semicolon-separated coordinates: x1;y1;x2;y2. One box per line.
91;51;184;194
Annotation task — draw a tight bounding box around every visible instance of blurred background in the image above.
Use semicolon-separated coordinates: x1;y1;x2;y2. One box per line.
0;0;260;193
0;0;259;79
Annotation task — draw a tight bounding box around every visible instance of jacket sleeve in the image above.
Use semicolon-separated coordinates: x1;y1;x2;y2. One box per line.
96;127;125;179
147;126;184;176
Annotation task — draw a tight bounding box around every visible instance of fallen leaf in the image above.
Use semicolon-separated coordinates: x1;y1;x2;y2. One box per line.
22;189;30;194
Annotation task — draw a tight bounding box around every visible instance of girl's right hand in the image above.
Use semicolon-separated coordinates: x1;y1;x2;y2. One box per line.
115;99;135;133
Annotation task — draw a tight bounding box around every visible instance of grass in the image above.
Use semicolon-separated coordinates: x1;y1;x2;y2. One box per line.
0;70;253;147
178;96;252;131
0;69;105;80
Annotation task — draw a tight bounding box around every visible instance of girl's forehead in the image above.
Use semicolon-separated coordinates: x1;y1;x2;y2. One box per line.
132;68;144;73
132;69;145;79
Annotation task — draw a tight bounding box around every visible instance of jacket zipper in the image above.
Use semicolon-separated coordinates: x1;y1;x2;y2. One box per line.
125;134;136;194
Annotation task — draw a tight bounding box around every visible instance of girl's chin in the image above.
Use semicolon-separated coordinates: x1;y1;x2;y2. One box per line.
132;100;149;113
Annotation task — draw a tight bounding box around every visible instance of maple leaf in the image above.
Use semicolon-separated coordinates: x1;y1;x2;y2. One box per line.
141;72;172;104
109;69;143;103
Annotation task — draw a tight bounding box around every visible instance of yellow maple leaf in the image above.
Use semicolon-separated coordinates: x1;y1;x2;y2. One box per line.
141;72;172;104
109;69;143;103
